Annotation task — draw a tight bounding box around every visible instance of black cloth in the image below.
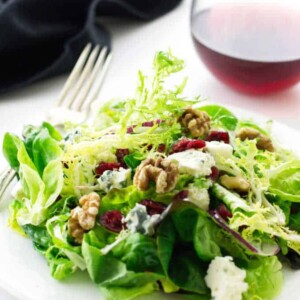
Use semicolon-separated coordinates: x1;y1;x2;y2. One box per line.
0;0;181;94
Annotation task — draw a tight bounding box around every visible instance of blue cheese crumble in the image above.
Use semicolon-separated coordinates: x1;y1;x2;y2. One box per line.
98;168;131;193
205;256;248;300
187;184;210;211
205;141;233;164
123;203;160;236
167;149;215;177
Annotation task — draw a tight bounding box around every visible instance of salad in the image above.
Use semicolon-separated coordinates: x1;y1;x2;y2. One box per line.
2;51;300;300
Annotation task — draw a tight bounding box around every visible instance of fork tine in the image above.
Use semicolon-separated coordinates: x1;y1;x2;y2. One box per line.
57;43;92;107
0;167;16;201
72;47;109;111
64;45;101;110
72;46;109;112
81;51;112;112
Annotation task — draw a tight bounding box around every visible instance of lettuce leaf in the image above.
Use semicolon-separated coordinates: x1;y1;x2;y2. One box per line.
157;210;209;296
112;232;163;274
2;133;23;170
16;144;64;225
243;256;283;300
82;230;163;300
269;161;300;202
46;215;86;272
45;246;77;280
22;224;52;253
8;199;25;235
199;105;238;131
99;283;157;300
22;122;63;176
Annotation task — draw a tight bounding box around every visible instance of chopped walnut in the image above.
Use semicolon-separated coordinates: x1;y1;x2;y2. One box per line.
219;175;250;193
133;157;179;194
179;108;210;138
68;192;100;243
236;128;274;152
68;208;84;244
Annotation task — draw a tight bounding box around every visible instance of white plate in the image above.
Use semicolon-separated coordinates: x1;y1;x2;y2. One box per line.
0;106;300;300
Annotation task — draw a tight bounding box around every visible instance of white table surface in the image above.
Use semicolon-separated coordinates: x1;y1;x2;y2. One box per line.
0;0;299;299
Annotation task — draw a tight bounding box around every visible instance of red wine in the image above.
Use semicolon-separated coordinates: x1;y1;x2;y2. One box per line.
191;4;300;94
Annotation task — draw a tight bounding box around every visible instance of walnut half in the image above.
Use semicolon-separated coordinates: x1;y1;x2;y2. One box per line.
68;192;100;243
236;127;274;152
133;157;179;194
179;108;210;138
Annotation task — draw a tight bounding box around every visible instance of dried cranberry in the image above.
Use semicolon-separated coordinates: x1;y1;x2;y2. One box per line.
174;190;189;201
170;138;206;154
95;162;121;177
206;131;230;144
142;119;164;127
146;144;166;153
170;139;189;153
157;144;166;153
127;126;135;134
209;166;219;181
116;148;129;168
139;199;167;215
186;139;206;149
217;204;232;221
142;121;154;127
100;210;124;233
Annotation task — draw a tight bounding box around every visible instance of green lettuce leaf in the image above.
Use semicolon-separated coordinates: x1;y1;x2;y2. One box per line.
22;224;52;253
243;256;283;300
16;144;64;225
199;105;238;131
45;246;77;280
82;231;163;300
21;123;63;176
269;161;300;202
8;200;25;235
46;215;86;271
111;232;163;274
99;283;157;300
157;204;210;296
2;133;23;170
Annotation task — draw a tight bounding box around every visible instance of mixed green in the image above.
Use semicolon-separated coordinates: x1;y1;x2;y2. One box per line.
3;51;300;300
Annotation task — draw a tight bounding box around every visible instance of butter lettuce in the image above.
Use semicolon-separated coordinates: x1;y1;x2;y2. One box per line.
269;161;300;202
2;133;23;170
243;256;283;300
16;144;63;225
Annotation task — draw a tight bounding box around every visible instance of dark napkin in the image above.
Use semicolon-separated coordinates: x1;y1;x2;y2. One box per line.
0;0;181;95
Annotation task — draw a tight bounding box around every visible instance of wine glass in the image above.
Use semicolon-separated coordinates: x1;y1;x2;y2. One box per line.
190;0;300;94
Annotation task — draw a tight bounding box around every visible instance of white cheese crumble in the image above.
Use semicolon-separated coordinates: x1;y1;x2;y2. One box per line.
98;168;131;193
167;149;215;177
187;184;210;211
205;256;248;300
205;141;233;164
123;203;160;236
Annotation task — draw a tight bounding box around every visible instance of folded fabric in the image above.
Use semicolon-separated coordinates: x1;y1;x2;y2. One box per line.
0;0;181;95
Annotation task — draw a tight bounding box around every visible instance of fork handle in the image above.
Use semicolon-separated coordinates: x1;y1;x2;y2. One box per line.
0;167;17;200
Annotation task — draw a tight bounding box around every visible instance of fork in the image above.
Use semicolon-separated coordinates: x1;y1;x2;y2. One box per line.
0;43;112;200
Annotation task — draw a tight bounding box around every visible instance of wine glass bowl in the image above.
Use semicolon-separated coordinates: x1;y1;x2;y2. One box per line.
190;0;300;94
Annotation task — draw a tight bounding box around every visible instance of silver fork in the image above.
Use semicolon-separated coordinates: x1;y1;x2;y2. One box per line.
0;43;112;200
